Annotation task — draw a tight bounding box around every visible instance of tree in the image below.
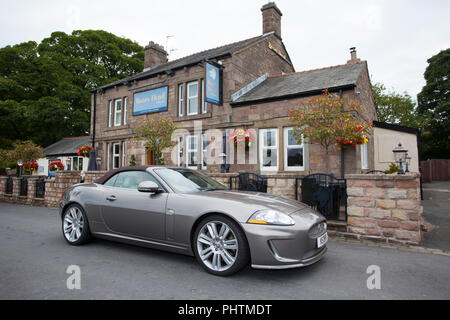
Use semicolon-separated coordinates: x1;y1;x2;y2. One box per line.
289;90;372;173
0;30;144;148
417;48;450;159
0;140;43;164
372;82;424;128
135;118;178;165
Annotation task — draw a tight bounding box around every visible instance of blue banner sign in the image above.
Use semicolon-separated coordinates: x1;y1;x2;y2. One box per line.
133;86;168;115
205;62;222;105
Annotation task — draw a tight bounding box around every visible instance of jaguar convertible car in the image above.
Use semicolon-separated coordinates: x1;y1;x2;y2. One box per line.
59;166;327;276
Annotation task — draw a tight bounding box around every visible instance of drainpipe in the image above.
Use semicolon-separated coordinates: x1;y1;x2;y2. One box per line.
92;91;96;150
339;89;345;179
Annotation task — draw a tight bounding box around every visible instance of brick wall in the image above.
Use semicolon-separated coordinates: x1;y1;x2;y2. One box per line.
342;173;423;245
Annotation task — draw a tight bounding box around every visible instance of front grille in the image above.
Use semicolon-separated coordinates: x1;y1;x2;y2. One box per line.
308;221;327;237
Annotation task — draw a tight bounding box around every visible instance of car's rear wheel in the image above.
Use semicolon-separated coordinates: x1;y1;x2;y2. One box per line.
193;215;249;276
62;204;91;245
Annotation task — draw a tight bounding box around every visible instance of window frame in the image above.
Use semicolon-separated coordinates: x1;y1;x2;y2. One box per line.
187;81;199;116
259;128;278;172
201;79;207;114
201;133;207;170
112;143;120;169
177;136;183;167
123;97;128;125
178;84;184;117
186;135;198;169
283;127;305;171
361;141;369;170
114;99;122;127
108;101;113;127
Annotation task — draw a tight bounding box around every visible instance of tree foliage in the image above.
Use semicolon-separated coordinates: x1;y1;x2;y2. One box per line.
417;48;450;159
372;82;424;128
289;90;372;171
0;30;144;148
0;140;43;164
135;118;178;165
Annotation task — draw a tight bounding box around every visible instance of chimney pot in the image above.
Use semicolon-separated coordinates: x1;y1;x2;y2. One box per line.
348;47;360;63
261;2;283;39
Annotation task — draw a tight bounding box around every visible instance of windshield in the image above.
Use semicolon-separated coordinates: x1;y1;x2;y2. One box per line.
154;168;228;193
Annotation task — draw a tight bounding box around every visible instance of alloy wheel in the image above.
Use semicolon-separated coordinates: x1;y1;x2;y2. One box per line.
196;221;238;272
63;206;85;242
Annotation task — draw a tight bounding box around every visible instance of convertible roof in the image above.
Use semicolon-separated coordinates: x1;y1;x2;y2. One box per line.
94;166;150;184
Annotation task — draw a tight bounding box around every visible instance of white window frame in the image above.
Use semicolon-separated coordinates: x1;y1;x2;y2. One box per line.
123;97;128;125
187;81;199;116
201;133;207;170
71;156;83;171
259;128;278;171
113;143;120;169
107;143;111;170
361;141;369;170
178;84;184;117
114;99;122;127
108;101;113;127
283;127;305;171
201;79;207;114
122;141;126;167
177;136;183;167
186;135;198;169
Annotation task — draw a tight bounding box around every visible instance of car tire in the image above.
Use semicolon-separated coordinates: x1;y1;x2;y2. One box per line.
193;215;250;276
62;204;92;246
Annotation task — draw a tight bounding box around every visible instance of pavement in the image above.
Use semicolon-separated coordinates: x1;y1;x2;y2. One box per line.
0;202;449;300
421;182;450;251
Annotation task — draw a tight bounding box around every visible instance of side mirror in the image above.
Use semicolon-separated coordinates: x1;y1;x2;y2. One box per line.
138;181;161;193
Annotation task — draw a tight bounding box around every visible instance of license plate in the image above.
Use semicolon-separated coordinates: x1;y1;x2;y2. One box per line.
317;232;328;248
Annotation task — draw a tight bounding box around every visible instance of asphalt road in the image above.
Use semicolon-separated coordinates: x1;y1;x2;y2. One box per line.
1;202;449;300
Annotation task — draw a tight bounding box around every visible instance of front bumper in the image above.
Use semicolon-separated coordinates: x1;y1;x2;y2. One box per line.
241;210;327;269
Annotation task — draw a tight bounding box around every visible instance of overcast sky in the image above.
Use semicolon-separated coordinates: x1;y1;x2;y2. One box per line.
1;0;449;99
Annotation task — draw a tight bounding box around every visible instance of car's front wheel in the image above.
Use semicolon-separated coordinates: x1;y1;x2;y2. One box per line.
193;215;249;276
62;204;91;245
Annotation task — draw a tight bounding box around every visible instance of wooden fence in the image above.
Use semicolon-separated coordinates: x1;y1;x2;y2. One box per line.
420;159;450;182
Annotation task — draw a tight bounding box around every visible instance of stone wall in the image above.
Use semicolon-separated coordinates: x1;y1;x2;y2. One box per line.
340;173;423;245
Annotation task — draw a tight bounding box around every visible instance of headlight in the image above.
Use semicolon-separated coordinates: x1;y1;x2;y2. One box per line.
247;209;295;226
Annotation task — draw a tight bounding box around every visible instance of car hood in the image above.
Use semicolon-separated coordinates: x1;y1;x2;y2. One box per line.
192;190;310;215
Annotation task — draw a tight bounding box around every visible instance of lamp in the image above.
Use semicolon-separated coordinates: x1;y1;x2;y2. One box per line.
392;143;408;175
405;153;411;173
220;153;228;173
17;159;23;177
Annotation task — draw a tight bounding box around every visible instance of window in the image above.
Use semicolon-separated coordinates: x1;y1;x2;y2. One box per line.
122;142;126;167
259;128;278;171
154;168;227;193
111;171;161;190
201;79;207;113
201;134;207;170
178;84;184;116
177;136;183;167
114;99;122;126
187;81;198;115
283;127;304;171
72;157;84;171
108;101;113;127
123;97;128;125
113;143;120;169
186;135;198;169
106;143;111;170
361;141;369;169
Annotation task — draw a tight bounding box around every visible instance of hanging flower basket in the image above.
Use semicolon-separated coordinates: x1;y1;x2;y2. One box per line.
228;129;255;151
49;160;64;172
336;124;371;150
77;145;92;157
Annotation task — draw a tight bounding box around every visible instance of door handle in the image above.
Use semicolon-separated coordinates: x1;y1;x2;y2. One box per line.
106;195;117;201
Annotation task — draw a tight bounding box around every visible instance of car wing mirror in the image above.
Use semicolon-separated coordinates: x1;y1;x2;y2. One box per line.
138;181;161;193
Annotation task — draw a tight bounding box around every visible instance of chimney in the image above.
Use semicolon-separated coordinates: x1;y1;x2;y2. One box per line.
144;41;168;70
347;47;361;63
261;2;283;39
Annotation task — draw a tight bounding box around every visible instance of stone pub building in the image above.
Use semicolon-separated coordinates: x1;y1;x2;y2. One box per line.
91;2;378;178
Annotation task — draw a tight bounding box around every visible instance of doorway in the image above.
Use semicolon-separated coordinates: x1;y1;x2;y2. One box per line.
147;149;157;165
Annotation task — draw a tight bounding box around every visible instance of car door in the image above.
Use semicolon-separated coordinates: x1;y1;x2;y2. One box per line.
100;170;168;241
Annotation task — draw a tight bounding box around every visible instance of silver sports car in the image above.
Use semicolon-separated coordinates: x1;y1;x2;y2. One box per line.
59;166;327;276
